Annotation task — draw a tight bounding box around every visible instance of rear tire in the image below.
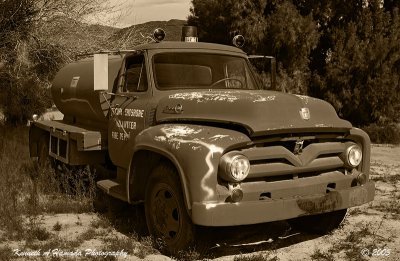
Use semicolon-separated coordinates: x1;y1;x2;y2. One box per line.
288;209;347;234
144;163;195;255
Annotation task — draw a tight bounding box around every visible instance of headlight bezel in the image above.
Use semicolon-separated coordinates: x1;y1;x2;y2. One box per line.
219;152;250;182
343;143;363;169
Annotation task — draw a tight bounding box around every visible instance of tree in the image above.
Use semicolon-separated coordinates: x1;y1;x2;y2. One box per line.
188;0;320;94
189;0;400;127
0;0;120;124
309;0;400;126
188;0;234;45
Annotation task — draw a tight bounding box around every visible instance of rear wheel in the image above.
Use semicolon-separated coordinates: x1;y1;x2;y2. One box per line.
145;163;195;255
288;209;347;234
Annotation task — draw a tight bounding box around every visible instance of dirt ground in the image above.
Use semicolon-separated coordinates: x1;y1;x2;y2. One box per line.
2;144;399;260
210;145;400;261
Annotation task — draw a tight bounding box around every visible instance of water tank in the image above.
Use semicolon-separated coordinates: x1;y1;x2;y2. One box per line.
52;55;123;124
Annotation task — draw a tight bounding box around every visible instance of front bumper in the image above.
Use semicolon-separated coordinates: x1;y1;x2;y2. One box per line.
191;181;375;226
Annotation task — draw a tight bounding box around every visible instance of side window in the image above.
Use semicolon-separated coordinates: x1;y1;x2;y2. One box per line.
121;55;148;93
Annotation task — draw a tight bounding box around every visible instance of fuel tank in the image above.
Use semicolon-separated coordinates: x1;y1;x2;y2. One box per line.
51;55;123;124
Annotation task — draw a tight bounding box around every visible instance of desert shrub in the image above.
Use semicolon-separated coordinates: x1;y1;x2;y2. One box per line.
0;245;13;261
310;248;335;261
234;253;279;261
26;226;52;241
0;125;98;240
0;125;32;238
32;164;97;214
363;123;400;145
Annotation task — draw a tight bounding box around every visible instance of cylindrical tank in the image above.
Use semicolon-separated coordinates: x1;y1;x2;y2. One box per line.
52;55;123;124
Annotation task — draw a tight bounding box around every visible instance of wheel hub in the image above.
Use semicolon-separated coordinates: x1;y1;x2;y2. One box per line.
152;187;181;240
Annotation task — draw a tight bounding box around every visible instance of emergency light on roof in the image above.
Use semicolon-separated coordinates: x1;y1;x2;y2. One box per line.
153;28;166;42
181;26;198;42
233;35;245;48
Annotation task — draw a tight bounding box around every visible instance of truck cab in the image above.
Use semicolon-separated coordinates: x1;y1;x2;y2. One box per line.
29;28;375;254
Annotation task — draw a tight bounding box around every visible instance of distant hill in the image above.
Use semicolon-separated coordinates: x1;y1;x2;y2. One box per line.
41;18;187;57
110;19;186;48
123;19;186;41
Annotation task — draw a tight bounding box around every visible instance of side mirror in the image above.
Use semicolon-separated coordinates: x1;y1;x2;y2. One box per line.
94;53;109;91
248;55;279;91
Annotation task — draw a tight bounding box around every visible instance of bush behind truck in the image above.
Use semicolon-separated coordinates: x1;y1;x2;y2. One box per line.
29;27;375;254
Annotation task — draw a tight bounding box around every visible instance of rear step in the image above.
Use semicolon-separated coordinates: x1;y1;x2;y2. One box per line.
97;179;128;202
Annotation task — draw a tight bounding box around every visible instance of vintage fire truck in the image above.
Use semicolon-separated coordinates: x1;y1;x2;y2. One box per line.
29;27;375;253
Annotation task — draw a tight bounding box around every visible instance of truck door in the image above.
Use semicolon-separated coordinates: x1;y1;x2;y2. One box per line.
108;52;150;167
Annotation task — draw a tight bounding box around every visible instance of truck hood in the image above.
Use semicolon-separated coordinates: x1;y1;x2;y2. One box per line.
156;90;352;136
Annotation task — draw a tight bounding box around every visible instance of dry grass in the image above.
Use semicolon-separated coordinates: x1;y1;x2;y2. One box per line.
0;124;168;260
233;252;279;261
0;125;34;239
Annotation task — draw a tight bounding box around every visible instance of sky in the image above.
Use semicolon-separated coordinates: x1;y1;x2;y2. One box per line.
110;0;192;27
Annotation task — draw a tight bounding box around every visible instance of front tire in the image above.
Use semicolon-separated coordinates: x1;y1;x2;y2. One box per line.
288;209;347;234
145;163;195;255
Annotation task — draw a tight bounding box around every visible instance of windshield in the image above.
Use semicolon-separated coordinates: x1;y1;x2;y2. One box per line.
153;53;259;90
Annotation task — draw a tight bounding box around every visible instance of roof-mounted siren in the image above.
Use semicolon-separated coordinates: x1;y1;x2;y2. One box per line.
154;28;166;42
233;35;245;48
181;26;198;42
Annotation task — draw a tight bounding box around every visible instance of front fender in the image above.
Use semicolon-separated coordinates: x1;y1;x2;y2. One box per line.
346;127;371;177
134;124;251;209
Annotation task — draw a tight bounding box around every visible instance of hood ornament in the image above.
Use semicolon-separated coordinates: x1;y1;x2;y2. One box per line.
293;140;304;155
300;108;310;120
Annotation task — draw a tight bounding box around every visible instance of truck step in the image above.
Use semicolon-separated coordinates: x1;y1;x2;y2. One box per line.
97;179;128;202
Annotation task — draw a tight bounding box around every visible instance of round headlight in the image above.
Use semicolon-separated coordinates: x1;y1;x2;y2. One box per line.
220;153;250;182
230;155;250;181
347;145;362;167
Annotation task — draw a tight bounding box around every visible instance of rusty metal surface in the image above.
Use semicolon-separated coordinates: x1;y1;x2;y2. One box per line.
37;38;374;229
241;142;347;178
32;120;107;151
347;128;371;176
52;56;123;124
134;123;251;206
191;181;375;226
156;90;352;136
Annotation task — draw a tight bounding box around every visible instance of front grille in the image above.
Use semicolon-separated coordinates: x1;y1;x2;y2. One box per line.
239;137;347;182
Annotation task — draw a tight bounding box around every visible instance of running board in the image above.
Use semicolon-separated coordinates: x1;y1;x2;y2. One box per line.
97;179;128;202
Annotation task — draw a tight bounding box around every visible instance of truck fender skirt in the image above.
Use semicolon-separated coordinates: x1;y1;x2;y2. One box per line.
131;124;251;210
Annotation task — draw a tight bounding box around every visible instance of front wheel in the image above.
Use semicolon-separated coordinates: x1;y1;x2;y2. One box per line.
145;163;195;255
288;209;347;234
